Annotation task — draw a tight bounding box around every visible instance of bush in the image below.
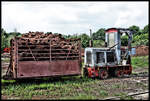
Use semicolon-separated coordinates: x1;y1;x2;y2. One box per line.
132;33;148;46
93;40;105;47
121;35;128;46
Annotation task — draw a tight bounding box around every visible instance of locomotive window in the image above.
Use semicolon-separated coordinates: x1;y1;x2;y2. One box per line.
108;33;115;47
107;52;115;62
96;52;105;63
86;51;92;64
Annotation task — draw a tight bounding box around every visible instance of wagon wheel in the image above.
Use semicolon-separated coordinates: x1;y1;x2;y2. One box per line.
115;68;124;78
83;68;88;78
99;69;108;79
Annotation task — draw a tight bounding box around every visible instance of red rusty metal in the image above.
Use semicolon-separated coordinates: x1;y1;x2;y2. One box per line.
105;28;118;33
17;60;81;78
87;67;99;77
86;65;132;78
3;47;10;53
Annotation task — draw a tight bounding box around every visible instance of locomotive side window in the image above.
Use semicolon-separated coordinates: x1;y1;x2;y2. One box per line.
108;32;115;47
107;52;115;63
86;51;92;64
96;52;105;63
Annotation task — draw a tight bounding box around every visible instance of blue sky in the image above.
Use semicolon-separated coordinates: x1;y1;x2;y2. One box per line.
2;1;148;35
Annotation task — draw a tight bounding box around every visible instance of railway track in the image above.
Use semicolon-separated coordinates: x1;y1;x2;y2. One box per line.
103;72;149;100
104;90;149;100
122;72;149;78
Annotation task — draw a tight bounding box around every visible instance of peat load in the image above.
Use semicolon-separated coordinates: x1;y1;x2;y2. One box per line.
12;32;81;61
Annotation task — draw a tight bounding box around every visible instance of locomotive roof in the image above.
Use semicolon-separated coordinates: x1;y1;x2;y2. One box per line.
105;28;130;32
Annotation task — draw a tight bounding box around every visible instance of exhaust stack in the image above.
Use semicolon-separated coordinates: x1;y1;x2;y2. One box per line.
89;29;93;47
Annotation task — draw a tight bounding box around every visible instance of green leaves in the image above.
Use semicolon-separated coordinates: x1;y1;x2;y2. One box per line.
92;28;105;41
121;35;128;46
1;28;21;52
93;40;105;47
132;33;149;46
80;34;91;48
129;25;140;36
1;28;7;51
142;24;149;34
121;25;149;47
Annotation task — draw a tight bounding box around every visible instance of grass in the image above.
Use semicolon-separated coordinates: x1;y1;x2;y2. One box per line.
131;56;148;69
99;90;108;97
111;84;120;89
1;79;16;83
114;92;134;100
2;77;102;99
1;76;113;100
1;76;148;100
2;75;147;100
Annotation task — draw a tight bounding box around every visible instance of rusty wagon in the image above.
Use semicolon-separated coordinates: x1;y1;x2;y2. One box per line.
3;32;82;79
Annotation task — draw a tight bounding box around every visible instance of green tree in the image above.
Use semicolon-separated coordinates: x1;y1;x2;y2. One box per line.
93;40;105;47
69;33;79;39
142;24;149;34
121;35;128;46
46;32;52;34
1;28;7;51
92;28;105;41
63;34;72;39
129;25;141;36
1;28;22;52
132;33;149;46
9;32;21;37
79;33;91;48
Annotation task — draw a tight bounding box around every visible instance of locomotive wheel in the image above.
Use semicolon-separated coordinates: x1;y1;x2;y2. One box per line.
99;69;108;79
115;69;124;78
128;71;132;75
83;68;88;77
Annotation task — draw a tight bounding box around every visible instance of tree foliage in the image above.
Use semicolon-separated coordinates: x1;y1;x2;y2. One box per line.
121;35;128;46
63;33;91;48
132;33;149;46
1;28;7;51
93;40;105;47
121;25;149;46
92;28;105;41
142;24;149;34
129;25;141;36
79;34;91;48
1;28;21;51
